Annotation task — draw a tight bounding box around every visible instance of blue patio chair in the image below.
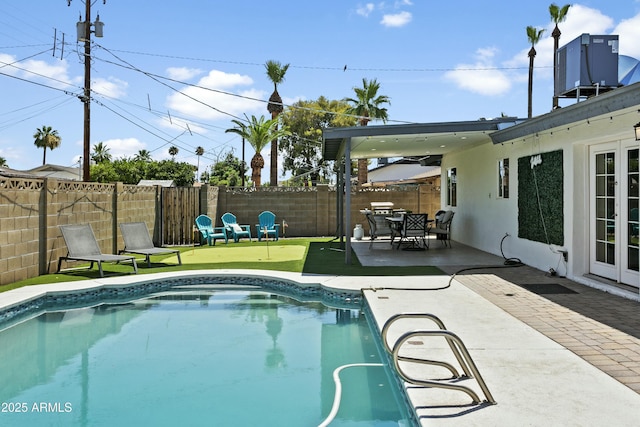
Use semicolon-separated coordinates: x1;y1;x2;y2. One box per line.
195;214;228;246
221;212;252;242
256;211;280;241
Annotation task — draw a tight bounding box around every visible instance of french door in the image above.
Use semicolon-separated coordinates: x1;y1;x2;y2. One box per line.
590;142;639;287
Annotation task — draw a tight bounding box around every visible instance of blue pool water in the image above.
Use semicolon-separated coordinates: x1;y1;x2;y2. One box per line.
0;288;413;426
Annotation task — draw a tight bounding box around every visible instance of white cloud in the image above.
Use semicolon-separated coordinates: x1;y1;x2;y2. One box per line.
448;4;633;97
614;13;640;58
380;11;412;27
166;69;266;122
100;138;146;159
166;67;203;81
0;54;76;89
444;47;511;96
356;3;375;17
92;77;128;99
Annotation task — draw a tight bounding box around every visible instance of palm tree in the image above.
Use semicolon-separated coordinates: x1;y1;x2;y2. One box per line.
195;146;204;182
33;126;62;165
527;26;545;119
91;142;112;164
344;78;390;184
265;60;290;187
225;115;290;187
550;3;571;109
168;145;179;161
0;156;7;168
134;149;152;162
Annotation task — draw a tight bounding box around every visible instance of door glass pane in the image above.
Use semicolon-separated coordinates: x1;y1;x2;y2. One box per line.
628;149;639;272
595;152;616;264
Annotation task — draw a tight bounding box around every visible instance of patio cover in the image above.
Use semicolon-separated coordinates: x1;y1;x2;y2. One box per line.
322;117;523;263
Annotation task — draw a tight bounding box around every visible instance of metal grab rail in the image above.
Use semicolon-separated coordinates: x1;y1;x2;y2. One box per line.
381;313;473;378
381;313;496;405
392;330;496;405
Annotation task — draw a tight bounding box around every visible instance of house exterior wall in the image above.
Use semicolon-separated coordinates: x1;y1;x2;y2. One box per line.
441;107;638;287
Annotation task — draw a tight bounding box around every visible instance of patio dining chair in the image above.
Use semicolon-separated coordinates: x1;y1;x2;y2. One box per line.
221;212;252;242
256;211;280;241
57;224;138;277
118;222;182;267
428;210;455;247
363;209;398;249
396;213;428;250
195;214;228;246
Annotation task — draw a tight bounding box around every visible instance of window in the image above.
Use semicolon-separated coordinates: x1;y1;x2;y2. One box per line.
447;168;457;206
498;158;509;198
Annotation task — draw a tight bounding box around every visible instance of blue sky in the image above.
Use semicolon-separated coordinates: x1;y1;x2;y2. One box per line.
1;1;639;177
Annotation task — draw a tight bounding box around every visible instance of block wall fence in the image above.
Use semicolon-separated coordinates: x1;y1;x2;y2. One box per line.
0;176;440;286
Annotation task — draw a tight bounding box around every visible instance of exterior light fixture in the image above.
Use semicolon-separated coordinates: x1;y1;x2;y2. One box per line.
634;122;640;141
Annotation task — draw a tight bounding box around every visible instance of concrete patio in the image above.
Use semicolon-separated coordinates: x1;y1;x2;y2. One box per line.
351;237;640;426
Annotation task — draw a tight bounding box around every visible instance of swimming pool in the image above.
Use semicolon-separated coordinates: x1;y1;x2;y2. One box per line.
0;282;415;426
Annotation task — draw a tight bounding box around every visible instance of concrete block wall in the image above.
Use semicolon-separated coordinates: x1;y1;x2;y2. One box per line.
0;178;440;286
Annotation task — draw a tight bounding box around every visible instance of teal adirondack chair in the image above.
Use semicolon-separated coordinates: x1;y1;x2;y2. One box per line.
256;211;280;241
195;214;228;245
221;212;252;242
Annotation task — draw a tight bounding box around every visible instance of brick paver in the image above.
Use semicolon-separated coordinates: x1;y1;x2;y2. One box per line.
447;267;640;394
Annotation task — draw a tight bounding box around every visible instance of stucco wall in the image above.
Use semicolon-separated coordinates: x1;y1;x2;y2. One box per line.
441;109;637;284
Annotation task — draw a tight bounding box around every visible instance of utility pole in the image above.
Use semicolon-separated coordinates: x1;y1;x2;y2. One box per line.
70;1;105;181
82;0;91;182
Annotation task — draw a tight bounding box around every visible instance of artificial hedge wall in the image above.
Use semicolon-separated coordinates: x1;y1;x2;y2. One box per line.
517;149;564;246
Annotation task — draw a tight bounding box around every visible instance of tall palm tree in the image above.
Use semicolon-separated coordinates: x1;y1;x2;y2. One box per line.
195;146;204;181
168;145;179;161
265;60;290;187
344;78;390;185
134;149;152;162
527;26;545;119
550;3;571;109
225;115;290;187
91;142;112;164
33;126;61;165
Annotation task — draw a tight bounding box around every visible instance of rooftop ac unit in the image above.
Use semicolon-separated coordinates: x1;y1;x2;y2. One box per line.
555;33;619;99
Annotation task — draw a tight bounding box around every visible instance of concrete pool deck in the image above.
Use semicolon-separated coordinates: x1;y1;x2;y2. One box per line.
0;240;638;426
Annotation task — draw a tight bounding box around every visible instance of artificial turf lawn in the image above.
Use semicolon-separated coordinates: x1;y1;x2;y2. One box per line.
0;238;443;292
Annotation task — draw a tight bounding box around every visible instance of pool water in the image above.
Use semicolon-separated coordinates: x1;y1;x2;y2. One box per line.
0;289;412;426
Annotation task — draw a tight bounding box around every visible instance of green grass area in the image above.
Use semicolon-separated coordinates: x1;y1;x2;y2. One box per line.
0;238;443;293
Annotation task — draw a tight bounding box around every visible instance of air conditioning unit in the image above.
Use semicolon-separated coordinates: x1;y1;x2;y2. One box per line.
555;33;619;98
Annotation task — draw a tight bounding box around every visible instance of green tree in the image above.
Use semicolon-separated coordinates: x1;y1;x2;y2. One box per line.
90;158;195;186
168;145;179;160
33;125;61;165
91;142;112;164
550;3;571;109
225;115;291;187
207;151;246;186
195;146;204;182
265;60;290;186
344;78;390;184
527;26;545;118
280;97;356;185
0;156;8;168
134;149;152;161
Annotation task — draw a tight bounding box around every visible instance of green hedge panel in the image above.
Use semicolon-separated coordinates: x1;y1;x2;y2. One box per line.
518;150;564;246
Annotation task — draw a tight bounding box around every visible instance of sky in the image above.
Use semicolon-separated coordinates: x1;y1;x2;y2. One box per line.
1;0;640;180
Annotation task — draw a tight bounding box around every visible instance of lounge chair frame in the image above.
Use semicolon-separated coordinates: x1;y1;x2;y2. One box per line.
57;224;138;277
118;222;182;267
